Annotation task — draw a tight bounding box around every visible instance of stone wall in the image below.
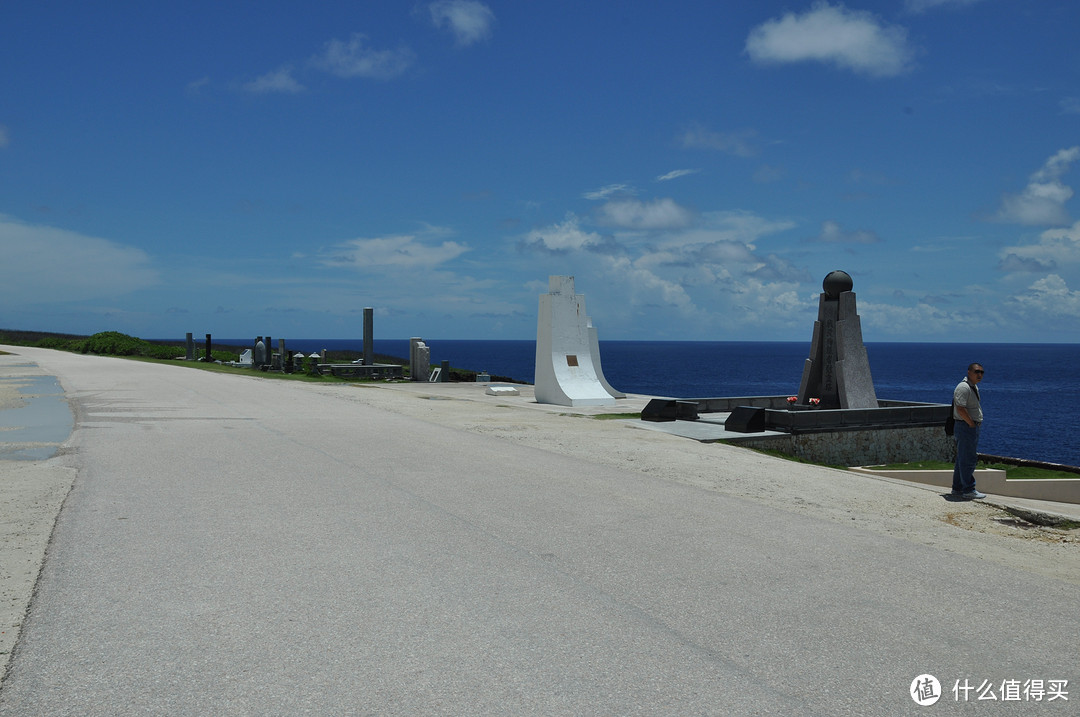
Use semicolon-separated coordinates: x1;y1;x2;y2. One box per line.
729;426;956;467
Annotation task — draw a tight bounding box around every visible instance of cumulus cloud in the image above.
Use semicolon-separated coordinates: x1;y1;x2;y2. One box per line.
522;214;605;253
994;146;1080;226
679;125;757;156
656;169;701;182
311;33;416;80
999;220;1080;271
812;220;881;244
859;300;955;335
0;215;158;304
746;2;915;77
243;66;305;94
321;233;469;269
427;1;495;46
596;198;695;230
1010;274;1080;318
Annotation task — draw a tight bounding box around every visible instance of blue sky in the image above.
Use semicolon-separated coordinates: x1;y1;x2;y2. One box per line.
2;0;1079;343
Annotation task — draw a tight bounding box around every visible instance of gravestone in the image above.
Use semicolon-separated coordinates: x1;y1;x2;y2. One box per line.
185;333;194;361
796;270;877;409
534;275;619;407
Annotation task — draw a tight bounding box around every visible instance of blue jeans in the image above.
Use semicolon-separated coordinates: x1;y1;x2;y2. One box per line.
952;421;980;493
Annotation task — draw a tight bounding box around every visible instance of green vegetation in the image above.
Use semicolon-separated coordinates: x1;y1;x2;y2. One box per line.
1;329;520;384
590;412;643;420
1;330;239;362
869;460;1079;480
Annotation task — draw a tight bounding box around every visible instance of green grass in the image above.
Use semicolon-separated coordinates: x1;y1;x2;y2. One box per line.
869;460;1079;480
590;412;644;420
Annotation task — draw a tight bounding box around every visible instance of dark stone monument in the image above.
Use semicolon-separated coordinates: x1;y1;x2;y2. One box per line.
204;334;212;362
185;333;194;361
797;270;877;409
363;307;374;366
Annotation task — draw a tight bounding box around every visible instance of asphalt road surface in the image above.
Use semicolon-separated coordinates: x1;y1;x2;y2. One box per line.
0;349;1075;716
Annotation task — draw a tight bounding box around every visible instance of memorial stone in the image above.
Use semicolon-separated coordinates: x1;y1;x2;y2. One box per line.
797;270;877;409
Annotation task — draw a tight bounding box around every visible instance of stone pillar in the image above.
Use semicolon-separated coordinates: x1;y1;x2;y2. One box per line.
409;338;430;381
363;307;374;366
440;359;450;383
254;337;266;367
277;339;286;372
797;270;877;409
265;336;272;368
205;334;212;362
185;333;194;361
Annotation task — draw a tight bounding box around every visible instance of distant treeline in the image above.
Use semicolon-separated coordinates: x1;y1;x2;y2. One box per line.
0;329;240;361
0;329;509;381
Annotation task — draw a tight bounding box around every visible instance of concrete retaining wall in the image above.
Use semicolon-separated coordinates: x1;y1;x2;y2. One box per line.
728;425;955;466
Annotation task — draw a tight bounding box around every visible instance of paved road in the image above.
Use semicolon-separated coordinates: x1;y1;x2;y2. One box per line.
0;349;1075;716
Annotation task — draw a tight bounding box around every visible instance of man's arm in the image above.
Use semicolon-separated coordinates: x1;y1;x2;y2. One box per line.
956;404;975;427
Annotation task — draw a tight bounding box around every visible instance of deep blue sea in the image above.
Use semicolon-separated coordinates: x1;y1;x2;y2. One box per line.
223;339;1080;467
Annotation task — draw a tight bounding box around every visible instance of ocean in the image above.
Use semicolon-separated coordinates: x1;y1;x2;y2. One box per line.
226;339;1080;468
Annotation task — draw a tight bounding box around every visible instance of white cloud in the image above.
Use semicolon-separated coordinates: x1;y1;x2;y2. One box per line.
860;301;955;335
994;147;1080;226
583;184;634;201
602;255;696;314
596;198;695;230
999;219;1080;271
522;214;604;253
1010;274;1080;318
746;2;915;77
427;1;496;46
185;77;211;96
0;215;159;304
753;165;785;183
656;169;701;182
321;233;469;269
311;33;416;80
243;66;305;94
813;219;881;243
680;125;757;156
1061;97;1080;115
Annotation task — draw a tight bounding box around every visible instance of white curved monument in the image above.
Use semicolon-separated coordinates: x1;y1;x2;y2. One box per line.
534;275;622;406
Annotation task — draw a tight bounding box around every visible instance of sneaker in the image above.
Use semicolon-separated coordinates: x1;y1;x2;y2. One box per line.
961;490;987;500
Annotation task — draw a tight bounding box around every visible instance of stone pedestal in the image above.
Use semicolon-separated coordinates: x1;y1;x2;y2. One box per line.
797;271;877;409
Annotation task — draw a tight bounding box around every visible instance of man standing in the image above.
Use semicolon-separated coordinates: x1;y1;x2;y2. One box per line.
952;363;985;500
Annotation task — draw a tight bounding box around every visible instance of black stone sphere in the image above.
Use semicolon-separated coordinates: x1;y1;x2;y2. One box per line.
823;270;853;297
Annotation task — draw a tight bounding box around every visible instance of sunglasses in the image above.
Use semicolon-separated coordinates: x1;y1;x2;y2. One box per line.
973;369;985;374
